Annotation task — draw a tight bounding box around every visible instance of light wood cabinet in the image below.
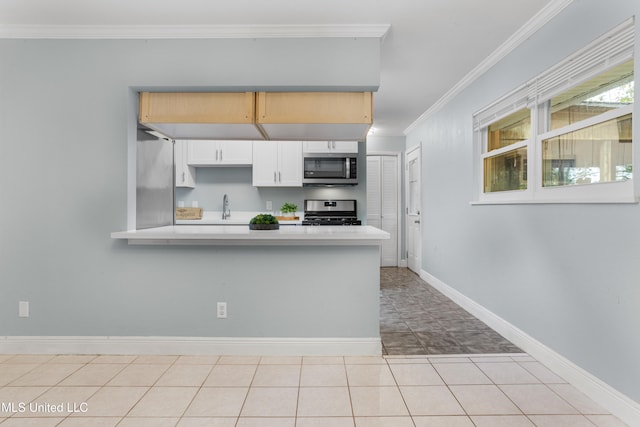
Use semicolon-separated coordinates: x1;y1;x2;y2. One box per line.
187;140;253;166
138;92;263;140
252;141;302;187
139;91;374;141
139;92;255;124
257;92;372;124
256;92;372;141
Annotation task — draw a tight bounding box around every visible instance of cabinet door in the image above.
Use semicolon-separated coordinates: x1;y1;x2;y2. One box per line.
331;141;359;152
303;141;333;153
217;140;253;165
303;141;358;153
252;142;279;186
175;140;195;188
187;140;219;165
277;141;303;187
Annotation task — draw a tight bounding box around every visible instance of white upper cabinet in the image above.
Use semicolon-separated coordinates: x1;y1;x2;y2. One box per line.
253;141;302;187
277;142;303;186
175;140;195;188
303;141;359;153
187;140;253;166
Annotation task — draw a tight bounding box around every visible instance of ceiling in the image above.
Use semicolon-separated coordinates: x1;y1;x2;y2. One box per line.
0;0;556;137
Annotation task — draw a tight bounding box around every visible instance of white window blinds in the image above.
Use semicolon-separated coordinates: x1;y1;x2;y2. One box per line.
474;17;635;131
473;84;530;131
535;18;635;103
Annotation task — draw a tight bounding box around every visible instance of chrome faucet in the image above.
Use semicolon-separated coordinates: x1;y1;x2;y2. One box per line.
222;194;230;219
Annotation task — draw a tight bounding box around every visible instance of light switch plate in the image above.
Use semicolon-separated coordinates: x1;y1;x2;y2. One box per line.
19;301;29;317
217;302;227;319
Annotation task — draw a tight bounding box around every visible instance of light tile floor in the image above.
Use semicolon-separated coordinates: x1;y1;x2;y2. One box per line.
0;353;628;426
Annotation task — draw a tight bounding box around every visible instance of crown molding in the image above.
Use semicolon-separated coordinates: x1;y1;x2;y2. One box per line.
404;0;574;135
0;23;391;40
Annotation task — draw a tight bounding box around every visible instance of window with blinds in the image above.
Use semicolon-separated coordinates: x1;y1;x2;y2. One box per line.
474;18;635;203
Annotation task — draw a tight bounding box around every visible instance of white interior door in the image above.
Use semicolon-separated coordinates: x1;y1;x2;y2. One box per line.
366;156;382;229
406;146;421;273
367;155;399;267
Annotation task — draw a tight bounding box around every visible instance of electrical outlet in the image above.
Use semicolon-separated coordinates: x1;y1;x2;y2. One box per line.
266;200;272;211
18;301;29;318
217;302;227;319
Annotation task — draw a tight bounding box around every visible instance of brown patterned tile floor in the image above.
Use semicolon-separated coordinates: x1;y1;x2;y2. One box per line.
380;267;522;355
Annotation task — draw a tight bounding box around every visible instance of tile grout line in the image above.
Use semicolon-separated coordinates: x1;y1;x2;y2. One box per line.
468;356;532;422
428;358;476;423
231;358;259;426
385;357;418;427
340;356;358;427
293;357;303;426
172;357;217;426
108;356;152;427
54;357;103;427
150;355;195;427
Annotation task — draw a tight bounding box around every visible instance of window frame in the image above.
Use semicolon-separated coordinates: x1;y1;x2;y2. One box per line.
479;125;533;204
534;103;634;203
473;18;636;205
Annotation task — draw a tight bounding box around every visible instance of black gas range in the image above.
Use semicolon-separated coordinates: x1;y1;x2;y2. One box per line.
302;199;362;226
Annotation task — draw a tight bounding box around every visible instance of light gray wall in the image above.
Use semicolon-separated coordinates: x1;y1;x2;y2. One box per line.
406;0;640;401
366;135;406;153
176;141;368;219
0;37;380;338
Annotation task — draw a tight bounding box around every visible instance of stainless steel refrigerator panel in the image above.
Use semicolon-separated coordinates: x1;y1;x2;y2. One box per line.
136;130;174;229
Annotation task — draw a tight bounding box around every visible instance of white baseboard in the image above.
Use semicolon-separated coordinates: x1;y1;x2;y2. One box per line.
0;336;381;356
420;269;640;427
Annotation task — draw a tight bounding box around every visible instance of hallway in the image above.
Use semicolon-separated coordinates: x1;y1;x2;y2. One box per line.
380;268;522;355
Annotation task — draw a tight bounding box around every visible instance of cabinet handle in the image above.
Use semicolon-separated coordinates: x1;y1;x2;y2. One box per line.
327;141;331;149
220;149;223;161
182;172;185;182
274;171;277;183
414;220;420;224
332;141;336;149
279;171;282;183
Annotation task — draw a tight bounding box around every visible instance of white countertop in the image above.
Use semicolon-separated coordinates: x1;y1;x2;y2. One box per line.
176;211;303;225
111;225;389;245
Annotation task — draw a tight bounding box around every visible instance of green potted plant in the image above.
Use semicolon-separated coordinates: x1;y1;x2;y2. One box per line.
280;202;298;218
249;213;280;230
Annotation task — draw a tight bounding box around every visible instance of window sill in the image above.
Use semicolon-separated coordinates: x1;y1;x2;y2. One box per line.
470;198;638;205
473;179;637;205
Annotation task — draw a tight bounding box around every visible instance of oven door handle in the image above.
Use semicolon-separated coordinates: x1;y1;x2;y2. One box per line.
346;158;351;178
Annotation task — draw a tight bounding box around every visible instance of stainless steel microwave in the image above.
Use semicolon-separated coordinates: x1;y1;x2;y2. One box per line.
303;153;358;186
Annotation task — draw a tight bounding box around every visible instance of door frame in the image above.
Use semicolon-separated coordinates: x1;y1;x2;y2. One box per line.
367;151;403;267
405;144;422;273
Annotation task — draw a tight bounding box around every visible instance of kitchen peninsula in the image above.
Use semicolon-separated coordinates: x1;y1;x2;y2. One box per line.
111;224;387;245
110;225;389;355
